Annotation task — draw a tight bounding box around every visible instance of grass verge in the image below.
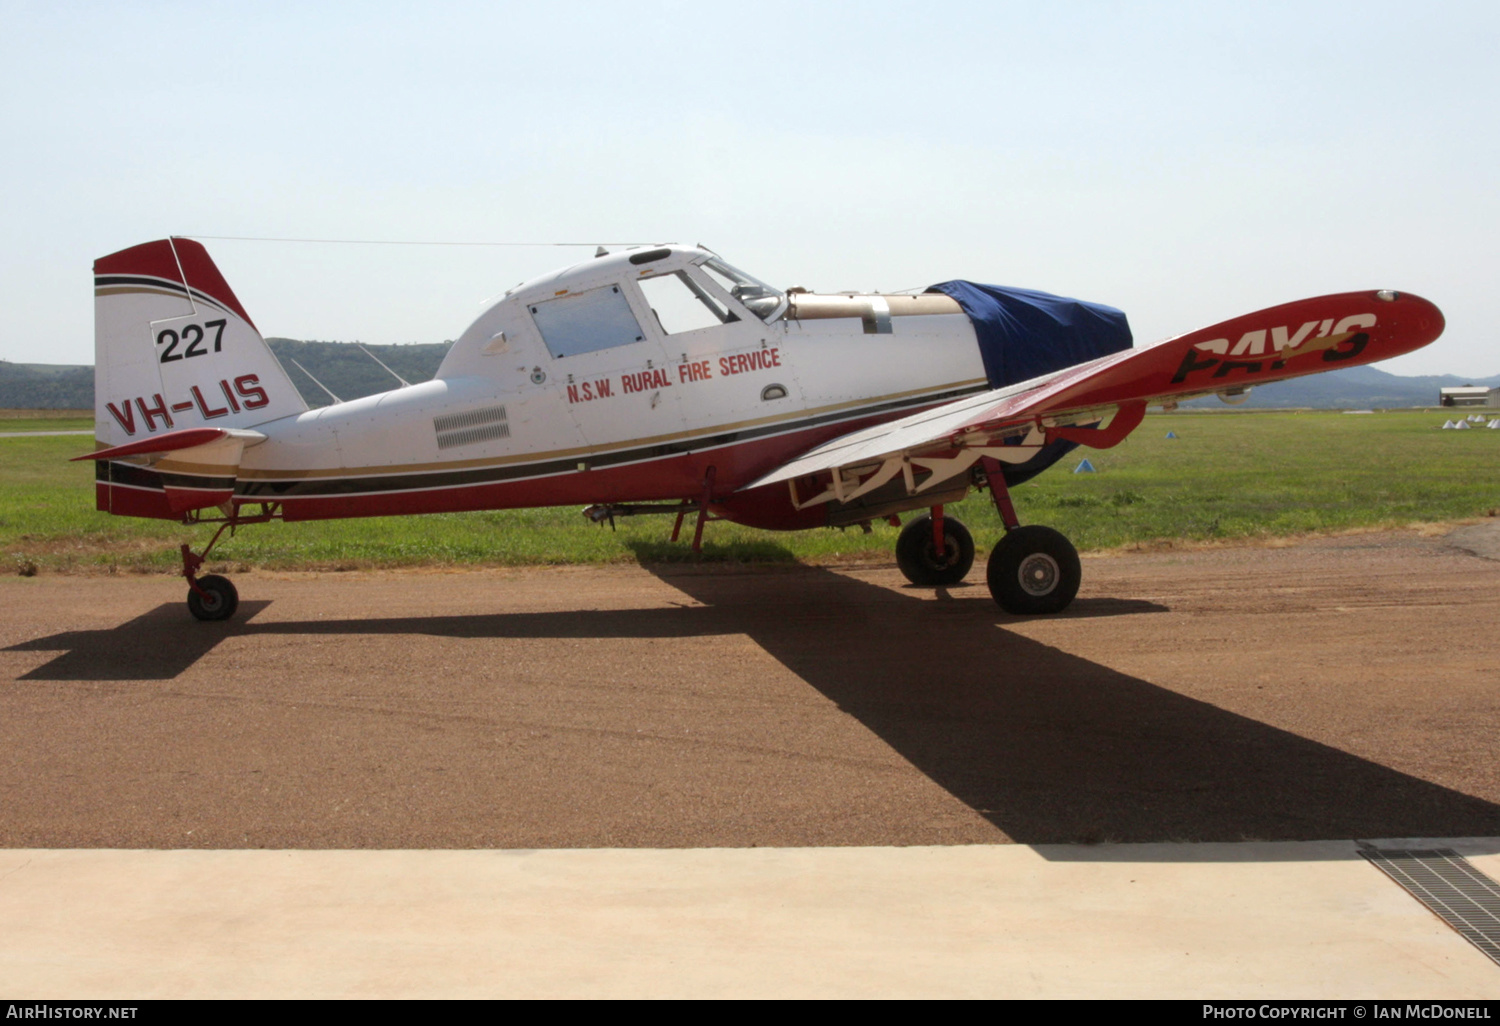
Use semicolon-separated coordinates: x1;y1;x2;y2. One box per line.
3;410;1497;576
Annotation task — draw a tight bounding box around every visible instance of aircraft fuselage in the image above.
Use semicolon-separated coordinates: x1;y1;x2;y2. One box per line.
98;245;990;529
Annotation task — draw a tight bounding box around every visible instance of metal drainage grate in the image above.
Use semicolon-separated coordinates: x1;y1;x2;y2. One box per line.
1361;847;1500;965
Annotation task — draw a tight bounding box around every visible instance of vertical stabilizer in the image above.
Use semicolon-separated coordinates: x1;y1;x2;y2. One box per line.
93;238;307;446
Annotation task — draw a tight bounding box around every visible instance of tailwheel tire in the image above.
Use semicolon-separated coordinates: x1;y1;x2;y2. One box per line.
986;525;1081;615
187;574;239;622
895;514;975;586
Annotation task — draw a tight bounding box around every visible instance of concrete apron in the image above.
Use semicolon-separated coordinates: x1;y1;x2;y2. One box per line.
2;839;1498;999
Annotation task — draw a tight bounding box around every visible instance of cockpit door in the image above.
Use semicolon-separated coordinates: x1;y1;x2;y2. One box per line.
636;266;799;434
527;282;684;450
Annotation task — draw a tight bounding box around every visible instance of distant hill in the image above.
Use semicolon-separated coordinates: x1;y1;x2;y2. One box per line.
1179;364;1500;409
264;339;452;407
1;343;1493;411
0;362;95;410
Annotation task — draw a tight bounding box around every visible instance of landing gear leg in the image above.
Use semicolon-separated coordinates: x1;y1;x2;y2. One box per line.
895;504;975;586
182;524;239;622
978;456;1081;615
690;466;718;553
670;500;692;543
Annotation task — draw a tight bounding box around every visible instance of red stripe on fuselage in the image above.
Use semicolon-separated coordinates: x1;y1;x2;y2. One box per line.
275;412;896;522
97;481;177;519
98;408;916;527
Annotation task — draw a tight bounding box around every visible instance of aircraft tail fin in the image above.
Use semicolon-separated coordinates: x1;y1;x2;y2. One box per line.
93;238;308;447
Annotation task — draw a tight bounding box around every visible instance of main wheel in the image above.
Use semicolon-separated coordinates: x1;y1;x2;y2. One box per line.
986;526;1080;615
187;574;239;622
895;514;975;586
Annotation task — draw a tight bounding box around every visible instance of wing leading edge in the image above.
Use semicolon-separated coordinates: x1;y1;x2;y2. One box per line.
747;290;1444;504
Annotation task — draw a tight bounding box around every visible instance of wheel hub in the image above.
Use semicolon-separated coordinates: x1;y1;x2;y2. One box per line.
1017;552;1060;596
927;535;958;568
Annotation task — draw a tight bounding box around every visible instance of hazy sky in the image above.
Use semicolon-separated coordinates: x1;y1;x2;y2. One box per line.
2;1;1496;376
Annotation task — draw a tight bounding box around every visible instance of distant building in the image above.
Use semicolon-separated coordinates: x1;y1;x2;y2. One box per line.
1439;386;1499;407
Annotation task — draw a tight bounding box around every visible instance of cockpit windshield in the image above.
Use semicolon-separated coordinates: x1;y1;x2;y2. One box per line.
698;258;786;323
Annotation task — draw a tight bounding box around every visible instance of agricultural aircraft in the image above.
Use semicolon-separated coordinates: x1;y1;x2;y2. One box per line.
81;238;1444;620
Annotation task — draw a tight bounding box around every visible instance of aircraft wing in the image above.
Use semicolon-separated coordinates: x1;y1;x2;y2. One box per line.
748;290;1444;499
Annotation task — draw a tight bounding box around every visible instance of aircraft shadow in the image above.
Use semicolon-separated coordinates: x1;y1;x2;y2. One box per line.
639;567;1500;849
926;588;1169;620
7;566;1498;849
621;537;800;564
8;601;275;681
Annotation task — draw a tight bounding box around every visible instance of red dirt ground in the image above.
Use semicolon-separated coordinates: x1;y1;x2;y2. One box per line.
3;525;1498;849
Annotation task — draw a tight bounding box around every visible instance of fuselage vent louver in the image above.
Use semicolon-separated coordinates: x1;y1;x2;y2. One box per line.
434;405;509;449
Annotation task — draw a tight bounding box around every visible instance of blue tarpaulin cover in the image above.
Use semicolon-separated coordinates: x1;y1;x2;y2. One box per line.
925;281;1133;390
925;281;1134;484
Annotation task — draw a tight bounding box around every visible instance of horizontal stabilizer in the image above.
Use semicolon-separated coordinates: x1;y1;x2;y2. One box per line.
83;426;266;515
73;427;265;462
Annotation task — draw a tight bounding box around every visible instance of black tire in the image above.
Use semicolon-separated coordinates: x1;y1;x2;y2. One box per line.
895;514;975;586
986;526;1080;615
187;574;239;622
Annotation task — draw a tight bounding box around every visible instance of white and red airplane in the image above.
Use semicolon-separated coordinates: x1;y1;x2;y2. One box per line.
81;238;1444;620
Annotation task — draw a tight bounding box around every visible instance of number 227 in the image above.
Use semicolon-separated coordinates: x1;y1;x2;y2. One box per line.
157;319;226;363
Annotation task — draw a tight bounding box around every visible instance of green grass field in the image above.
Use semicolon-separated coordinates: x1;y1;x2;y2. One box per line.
0;417;93;433
3;410;1497;575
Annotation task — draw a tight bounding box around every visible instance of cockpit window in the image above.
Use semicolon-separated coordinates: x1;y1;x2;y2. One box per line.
530;284;645;359
698;258;786;323
639;271;739;335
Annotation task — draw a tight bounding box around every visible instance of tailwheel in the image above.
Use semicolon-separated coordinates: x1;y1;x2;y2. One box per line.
986;525;1080;615
173;508;280;623
187;574;239;622
895;513;974;586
